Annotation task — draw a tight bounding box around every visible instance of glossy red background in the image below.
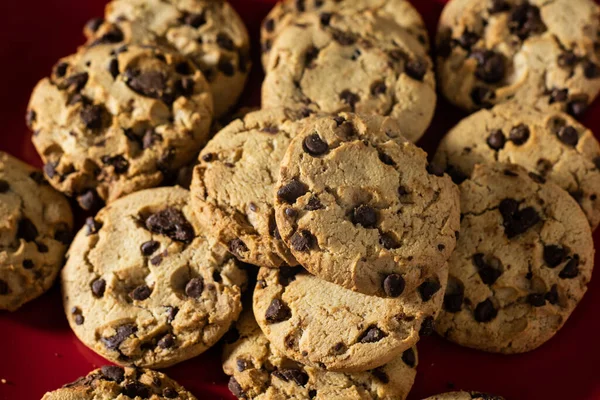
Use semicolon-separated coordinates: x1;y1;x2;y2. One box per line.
0;1;599;399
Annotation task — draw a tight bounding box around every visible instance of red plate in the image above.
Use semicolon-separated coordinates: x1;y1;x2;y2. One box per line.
0;1;599;399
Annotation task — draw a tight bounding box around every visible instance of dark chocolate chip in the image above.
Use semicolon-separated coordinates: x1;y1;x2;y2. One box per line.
166;306;179;323
305;196;323;211
101;155;129;174
122;382;150;399
130;285;151;301
285;208;298;218
151;255;163;266
157;333;175;349
331;30;356;46
352;205;377;228
85;17;104;33
509;124;530;145
303;133;329;156
549;88;569;104
142;129;162;150
456;31;480;50
444;287;464;313
85;217;102;236
43;162;57;179
63;72;89;92
474;299;498;322
101;324;137;350
527;293;546;307
78;190;103;211
419;317;435;336
487;130;506;150
264;18;275;32
290;230;315;252
228;377;245;398
378;151;395;166
380;232;400;250
383;274;405;297
558;51;578;68
418;279;441;302
473;254;503;285
108;58;119;79
557;126;579;146
471;86;495;108
216;33;235;51
54;226;73;245
500;200;541;239
265;298;291;323
489;0;509;13
559;256;580;279
80;104;104;130
91;26;124;45
339;90;360;111
583;60;600;79
236;358;249;372
371;367;389;383
295;0;305;11
545;285;559;305
22;259;34;269
185;277;204;298
145;208;195;243
567;98;588;118
273;368;308;386
0;280;8;295
371;81;387;95
358;326;386;343
91;278;106;298
229;238;248;257
405;59;427;81
277;179;308;204
163;388;178;398
304;46;320;68
100;366;125;383
183;13;206;28
175;62;193;76
320;12;332;26
18;218;38;242
471;50;505;83
401;348;416;368
54;62;69;78
125;68;167;99
509;3;546;40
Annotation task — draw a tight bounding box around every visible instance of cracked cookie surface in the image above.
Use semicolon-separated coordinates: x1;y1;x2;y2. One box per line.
0;152;73;311
261;8;436;142
252;267;446;373
423;392;505;400
90;0;250;118
436;164;594;354
436;0;600;116
27;42;213;210
42;366;196;399
433;102;600;230
190;108;317;269
223;309;418;400
274;114;460;297
61;186;247;368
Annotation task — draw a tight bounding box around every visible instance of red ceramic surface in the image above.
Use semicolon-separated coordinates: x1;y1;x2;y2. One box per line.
0;1;599;399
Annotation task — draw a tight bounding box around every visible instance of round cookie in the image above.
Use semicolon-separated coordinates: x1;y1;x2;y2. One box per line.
191;108;316;269
274;114;460;297
436;164;594;354
0;152;73;311
436;0;600;116
433;103;600;229
42;366;196;400
423;392;505;400
88;0;251;118
27;41;213;210
223;309;418;400
261;10;436;142
260;0;430;68
61;187;247;368
253;267;446;372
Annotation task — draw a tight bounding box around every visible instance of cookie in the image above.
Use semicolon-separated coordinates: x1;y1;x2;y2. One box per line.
274;114;460;297
223;309;418;400
436;0;600;116
191;108;316;269
260;0;430;68
42;366;196;399
89;0;251;117
432;103;600;229
0;152;73;311
253;267;446;372
423;392;505;400
261;9;436;142
27;41;213;210
61;186;247;368
436;164;594;354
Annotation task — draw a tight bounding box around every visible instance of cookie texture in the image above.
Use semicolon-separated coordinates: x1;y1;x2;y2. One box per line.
223;309;418;400
191;108;316;269
27;42;213;210
436;0;600;116
62;187;247;368
261;8;436;142
433;103;600;229
260;0;430;68
253;267;446;372
88;0;250;117
42;366;196;399
274;114;460;297
423;392;505;400
436;164;594;353
0;152;73;311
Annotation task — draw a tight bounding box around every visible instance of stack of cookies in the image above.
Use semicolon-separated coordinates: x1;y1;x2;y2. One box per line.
3;0;598;399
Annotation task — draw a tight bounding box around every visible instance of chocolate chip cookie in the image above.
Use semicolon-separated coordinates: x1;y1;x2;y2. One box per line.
261;9;436;142
433;103;600;229
0;152;73;311
253;267;446;372
223;309;418;400
89;0;250;118
274;114;460;297
27;42;213;210
260;0;430;68
61;187;247;368
42;366;196;399
190;108;317;269
436;164;594;354
423;392;505;400
436;0;600;116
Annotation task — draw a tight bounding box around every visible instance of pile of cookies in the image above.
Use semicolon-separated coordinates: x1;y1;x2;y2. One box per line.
0;0;598;399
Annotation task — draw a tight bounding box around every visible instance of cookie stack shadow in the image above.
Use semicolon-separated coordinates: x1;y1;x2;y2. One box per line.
5;0;600;399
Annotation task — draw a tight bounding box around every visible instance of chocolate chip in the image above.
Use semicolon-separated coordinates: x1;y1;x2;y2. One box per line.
401;348;416;368
273;368;308;386
474;299;498;322
419;316;435;336
305;196;323;211
509;3;546;40
264;18;275;32
80;104;104;130
201;153;214;162
85;217;102;236
175;77;195;98
166;306;179;323
473;254;503;285
558;51;578;68
229;238;248;257
427;163;445;177
130;285;151;301
142;130;162;150
125;68;167;99
53;62;69;78
54;226;73;245
22;259;34;269
295;0;305;11
527;293;546;307
444;287;464;313
371;367;389;383
509;124;530;145
446;165;468;185
500;199;541;239
100;366;124;383
567;98;588;118
107;58;119;79
557;126;579;146
543;245;566;269
352;205;377;228
216;33;235;51
358;326;386;343
265;298;291;323
583;60;600;79
277;179;308;204
62;72;89;92
236;358;249;372
398;186;409;196
78;190;103;211
290;230;315;252
339;90;360;111
378;151;395;166
101;324;137;350
228;377;245;398
0;280;8;295
471;50;505;83
418;279;441;302
383;274;405;297
371;81;387;95
331;30;356;46
91;26;124;45
185;277;204;298
18;218;38;242
456;31;480;50
304;46;319;68
549;88;569;104
320;12;332;26
303;133;329;156
218;59;235;76
91;278;106;297
486;130;506;150
183;13;206;28
85;17;104;33
545;285;559;305
157;333;175;349
123;383;150;399
489;0;509;13
145;208;195;243
471;86;495;108
405;59;427;81
380;232;400;250
559;256;580;279
175;62;193;76
163;388;178;398
101;155;129;174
